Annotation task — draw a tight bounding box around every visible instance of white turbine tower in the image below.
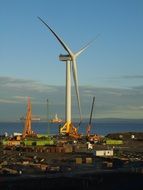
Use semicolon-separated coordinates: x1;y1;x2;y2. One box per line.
38;17;94;137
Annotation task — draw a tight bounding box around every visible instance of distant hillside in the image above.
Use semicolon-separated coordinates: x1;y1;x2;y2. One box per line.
75;118;143;123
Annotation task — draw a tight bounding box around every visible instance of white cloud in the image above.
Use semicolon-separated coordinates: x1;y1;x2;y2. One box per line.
0;76;143;120
13;96;30;100
0;99;17;104
123;75;143;79
139;106;143;109
0;76;58;93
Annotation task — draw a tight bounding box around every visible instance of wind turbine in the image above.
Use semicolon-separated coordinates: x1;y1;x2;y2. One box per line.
38;17;94;137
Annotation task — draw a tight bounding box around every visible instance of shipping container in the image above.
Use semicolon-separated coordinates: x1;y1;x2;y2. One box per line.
106;139;123;145
23;139;55;146
86;157;93;164
76;157;82;164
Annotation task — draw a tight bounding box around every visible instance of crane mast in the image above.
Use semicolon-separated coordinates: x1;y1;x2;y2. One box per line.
22;97;33;138
87;96;95;137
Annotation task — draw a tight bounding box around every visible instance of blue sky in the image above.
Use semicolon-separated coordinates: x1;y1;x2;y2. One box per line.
0;0;143;121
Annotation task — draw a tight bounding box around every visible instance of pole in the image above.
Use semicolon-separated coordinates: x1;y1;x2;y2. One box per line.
65;60;71;124
46;99;50;136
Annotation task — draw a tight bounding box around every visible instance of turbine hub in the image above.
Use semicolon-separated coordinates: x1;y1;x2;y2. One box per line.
59;54;71;61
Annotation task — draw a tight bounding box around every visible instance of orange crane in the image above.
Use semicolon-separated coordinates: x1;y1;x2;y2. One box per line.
60;122;81;139
22;97;35;138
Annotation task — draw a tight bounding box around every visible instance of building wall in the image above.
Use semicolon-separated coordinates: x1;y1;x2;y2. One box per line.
96;150;113;157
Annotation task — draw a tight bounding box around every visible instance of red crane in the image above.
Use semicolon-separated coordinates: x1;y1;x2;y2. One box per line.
86;96;95;137
22;97;34;138
86;96;100;142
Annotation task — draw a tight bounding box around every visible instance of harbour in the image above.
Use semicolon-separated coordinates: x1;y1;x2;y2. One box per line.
0;132;143;189
0;118;143;189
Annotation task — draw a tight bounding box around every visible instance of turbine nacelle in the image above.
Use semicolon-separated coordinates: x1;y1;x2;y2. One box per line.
59;54;72;62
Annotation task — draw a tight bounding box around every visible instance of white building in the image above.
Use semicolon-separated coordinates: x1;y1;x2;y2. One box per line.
95;150;113;157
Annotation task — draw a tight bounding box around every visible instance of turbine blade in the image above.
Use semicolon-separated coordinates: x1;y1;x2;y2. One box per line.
75;34;100;57
38;17;73;56
72;59;82;121
75;40;93;57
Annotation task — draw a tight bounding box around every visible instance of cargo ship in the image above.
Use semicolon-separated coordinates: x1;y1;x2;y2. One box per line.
50;114;63;123
20;116;41;121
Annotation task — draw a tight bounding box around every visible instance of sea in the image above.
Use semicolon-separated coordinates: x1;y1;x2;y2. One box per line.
0;119;143;136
